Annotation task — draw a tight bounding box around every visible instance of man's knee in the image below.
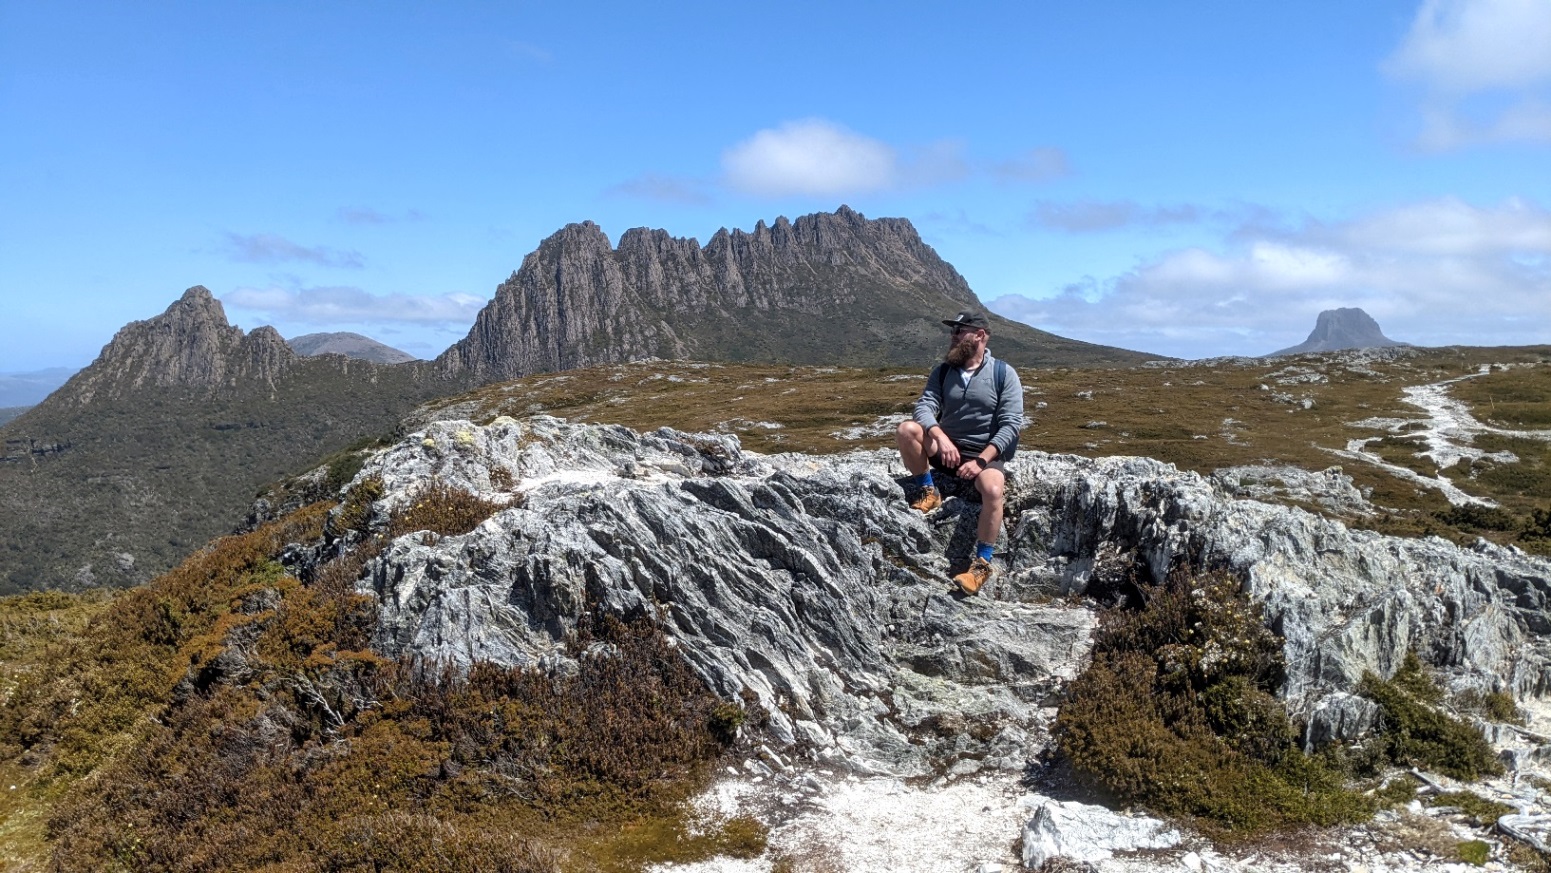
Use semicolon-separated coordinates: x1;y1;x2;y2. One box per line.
977;472;1005;503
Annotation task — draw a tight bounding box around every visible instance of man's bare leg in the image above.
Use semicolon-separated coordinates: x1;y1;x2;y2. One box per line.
896;420;932;475
975;467;1006;546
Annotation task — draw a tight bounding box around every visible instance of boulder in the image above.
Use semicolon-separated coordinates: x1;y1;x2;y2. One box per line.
1019;797;1181;869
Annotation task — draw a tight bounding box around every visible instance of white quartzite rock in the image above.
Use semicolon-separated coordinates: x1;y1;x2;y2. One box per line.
1020;797;1181;869
346;416;1551;771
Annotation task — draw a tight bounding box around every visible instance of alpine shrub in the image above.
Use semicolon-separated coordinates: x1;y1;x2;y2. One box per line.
1055;566;1372;836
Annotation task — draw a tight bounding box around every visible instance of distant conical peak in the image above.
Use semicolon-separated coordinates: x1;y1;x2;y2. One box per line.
1270;307;1407;356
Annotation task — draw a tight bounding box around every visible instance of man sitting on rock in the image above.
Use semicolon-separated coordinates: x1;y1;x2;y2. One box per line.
895;311;1024;596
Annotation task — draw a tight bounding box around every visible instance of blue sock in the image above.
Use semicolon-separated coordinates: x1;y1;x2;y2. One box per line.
914;471;935;490
975;541;994;562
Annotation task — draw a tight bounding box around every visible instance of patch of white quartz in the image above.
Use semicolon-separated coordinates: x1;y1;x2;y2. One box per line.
651;767;1533;872
1335;365;1551;507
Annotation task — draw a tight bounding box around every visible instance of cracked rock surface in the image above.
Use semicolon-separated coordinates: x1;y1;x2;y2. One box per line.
347;416;1551;778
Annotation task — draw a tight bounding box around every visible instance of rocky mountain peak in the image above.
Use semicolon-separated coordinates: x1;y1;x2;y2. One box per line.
1271;307;1408;356
47;285;297;406
437;207;1147;383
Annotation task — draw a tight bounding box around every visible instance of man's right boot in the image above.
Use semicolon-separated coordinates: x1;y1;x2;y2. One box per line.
953;557;993;596
909;486;942;513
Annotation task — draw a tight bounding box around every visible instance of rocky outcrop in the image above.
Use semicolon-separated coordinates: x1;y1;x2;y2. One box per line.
54;286;296;405
1271;307;1409;356
287;331;418;364
438;207;1156;381
341;415;1551;777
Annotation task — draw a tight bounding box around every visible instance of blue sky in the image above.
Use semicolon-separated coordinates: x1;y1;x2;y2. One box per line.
2;0;1548;371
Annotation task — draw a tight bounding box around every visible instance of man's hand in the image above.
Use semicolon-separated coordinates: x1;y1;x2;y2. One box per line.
956;457;985;479
931;430;960;469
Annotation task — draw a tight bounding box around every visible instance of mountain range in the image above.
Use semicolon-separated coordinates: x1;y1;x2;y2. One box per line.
0;207;1152;593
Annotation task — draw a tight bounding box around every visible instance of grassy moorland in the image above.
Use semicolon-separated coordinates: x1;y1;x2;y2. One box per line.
417;344;1551;553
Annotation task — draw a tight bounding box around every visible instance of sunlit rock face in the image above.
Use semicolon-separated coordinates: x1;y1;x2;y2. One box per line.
345;415;1551;774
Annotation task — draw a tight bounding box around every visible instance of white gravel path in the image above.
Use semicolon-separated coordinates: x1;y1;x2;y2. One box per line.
1332;366;1551;507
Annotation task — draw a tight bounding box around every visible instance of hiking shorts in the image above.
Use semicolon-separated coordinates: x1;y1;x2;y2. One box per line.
929;450;1007;478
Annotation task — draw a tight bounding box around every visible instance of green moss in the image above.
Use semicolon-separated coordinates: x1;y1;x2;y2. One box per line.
325;451;369;493
1453;687;1524;725
708;702;747;746
1434;504;1520;532
1372;774;1419;806
581;813;767;872
1457;838;1491;866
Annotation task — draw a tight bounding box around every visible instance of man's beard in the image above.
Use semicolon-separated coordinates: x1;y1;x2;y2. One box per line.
945;335;977;368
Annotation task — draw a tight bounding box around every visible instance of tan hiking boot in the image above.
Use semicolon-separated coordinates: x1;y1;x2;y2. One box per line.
953;557;992;595
909;486;942;513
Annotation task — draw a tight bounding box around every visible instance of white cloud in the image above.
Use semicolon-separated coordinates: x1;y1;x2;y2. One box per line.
903;138;972;188
1386;0;1551;93
224;232;363;268
223;285;486;326
611;121;1064;201
1342;195;1551;253
722;119;897;197
1415;98;1551;150
1385;0;1551;149
991;198;1551;358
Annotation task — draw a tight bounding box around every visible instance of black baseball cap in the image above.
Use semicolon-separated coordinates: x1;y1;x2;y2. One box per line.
942;310;989;330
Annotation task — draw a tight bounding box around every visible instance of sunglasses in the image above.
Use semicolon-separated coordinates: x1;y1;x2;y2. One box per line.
952;326;982;336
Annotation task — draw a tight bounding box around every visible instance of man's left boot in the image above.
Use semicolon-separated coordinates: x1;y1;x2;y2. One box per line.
953;557;992;595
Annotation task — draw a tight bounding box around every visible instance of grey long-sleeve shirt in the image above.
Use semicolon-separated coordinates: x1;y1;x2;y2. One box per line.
912;351;1025;460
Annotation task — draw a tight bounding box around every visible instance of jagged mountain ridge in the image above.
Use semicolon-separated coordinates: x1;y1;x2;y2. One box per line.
438;206;1157;381
0;288;468;592
288;331;418;364
1271;307;1409;356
